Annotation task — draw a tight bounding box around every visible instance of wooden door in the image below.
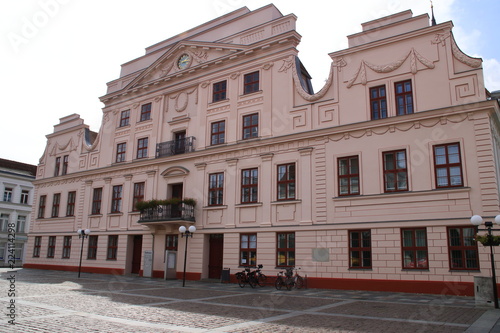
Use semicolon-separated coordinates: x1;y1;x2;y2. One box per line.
208;234;224;279
131;235;143;274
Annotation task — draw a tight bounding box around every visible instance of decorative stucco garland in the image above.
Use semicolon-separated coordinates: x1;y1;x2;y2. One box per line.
346;48;435;88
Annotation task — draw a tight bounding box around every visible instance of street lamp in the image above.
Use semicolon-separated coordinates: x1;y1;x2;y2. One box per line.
470;215;500;308
179;225;196;287
77;228;91;278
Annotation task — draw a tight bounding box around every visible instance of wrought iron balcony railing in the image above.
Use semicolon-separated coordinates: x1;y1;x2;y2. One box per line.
138;203;195;223
156;137;195;158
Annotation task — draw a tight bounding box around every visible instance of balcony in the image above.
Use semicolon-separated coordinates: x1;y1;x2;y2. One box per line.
137;200;196;224
156;137;195;158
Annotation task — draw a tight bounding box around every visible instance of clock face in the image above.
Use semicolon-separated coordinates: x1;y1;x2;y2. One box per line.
177;54;191;70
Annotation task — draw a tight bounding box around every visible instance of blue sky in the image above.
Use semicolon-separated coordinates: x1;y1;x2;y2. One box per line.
1;0;498;165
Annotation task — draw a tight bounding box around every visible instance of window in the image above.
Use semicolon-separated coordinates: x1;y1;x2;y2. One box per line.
21;190;29;204
132;182;145;211
401;228;428;269
395;80;413;115
62;236;72;259
3;187;12;202
0;214;9;232
370;85;387;119
54;157;61;176
38;195;46;218
242;113;259;139
107;235;118;260
47;236;56;258
208;173;224;206
165;235;178;251
140;103;151;121
16;215;26;233
51;193;61;218
111;185;123;213
349;230;371;269
66;191;76;217
244;71;259;94
338;156;360;196
33;236;41;257
277;163;296;200
213;80;227;102
137;138;148;159
277;232;295;267
119;110;130;127
383;150;408;192
240;234;256;266
87;235;98;259
448;226;479;270
241;168;258;203
62;155;69;175
211;120;225;145
91;188;102;215
434;143;463;188
116;142;127;163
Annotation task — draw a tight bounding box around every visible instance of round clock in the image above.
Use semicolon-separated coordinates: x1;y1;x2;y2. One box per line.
177;54;191;70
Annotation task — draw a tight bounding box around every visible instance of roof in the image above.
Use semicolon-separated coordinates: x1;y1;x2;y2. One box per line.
0;158;37;176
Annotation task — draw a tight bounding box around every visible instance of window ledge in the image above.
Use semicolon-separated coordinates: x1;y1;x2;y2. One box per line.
108;212;123;217
209;98;230;106
89;214;103;217
333;187;471;201
271;200;301;205
240;90;263;98
236;202;263;208
202;205;228;210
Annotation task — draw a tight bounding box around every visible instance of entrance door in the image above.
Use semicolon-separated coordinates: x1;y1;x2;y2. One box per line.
174;131;186;154
171;184;183;218
208;234;224;279
131;235;143;274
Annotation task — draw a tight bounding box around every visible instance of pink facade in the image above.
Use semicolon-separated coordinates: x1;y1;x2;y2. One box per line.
25;5;500;296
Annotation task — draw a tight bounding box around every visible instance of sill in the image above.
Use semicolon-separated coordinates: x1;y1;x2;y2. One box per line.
203;205;227;210
209;98;229;106
108;212;123;216
333;187;471;201
401;268;430;272
89;214;103;217
271;199;301;205
106;259;117;261
348;268;373;271
238;137;261;143
449;269;480;272
137;119;152;124
236;202;263;207
240;90;263;98
117;124;130;129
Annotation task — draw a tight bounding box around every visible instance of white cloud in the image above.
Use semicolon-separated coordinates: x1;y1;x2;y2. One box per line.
483;58;500;92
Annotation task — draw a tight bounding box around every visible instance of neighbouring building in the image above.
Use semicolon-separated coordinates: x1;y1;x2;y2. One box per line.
25;5;500;296
0;158;37;267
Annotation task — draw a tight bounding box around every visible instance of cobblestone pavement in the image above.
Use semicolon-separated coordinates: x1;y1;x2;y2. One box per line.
1;268;499;332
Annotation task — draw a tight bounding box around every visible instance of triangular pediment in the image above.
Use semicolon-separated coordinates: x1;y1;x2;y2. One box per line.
126;41;248;90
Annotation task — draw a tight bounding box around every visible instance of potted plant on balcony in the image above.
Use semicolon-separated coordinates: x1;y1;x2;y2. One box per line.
182;197;197;207
475;233;500;246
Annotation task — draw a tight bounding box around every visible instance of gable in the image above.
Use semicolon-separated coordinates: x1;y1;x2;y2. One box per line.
126;42;247;90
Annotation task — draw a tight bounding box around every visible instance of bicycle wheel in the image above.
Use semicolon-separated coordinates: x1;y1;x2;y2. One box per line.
236;274;245;288
285;278;294;291
275;277;283;290
257;273;267;287
248;274;257;288
295;276;304;289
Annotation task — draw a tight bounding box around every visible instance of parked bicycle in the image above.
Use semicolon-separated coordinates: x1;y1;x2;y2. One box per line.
274;267;304;290
254;264;267;287
235;268;256;288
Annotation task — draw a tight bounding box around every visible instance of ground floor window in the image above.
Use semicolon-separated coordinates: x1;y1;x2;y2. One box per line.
62;236;72;259
107;235;118;260
87;235;98;259
349;230;371;269
165;235;178;251
33;236;41;257
447;226;479;270
240;234;256;266
47;236;56;258
277;232;295;267
401;228;428;269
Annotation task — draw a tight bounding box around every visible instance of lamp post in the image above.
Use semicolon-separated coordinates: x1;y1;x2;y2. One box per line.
470;215;500;309
179;225;196;287
77;228;91;278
